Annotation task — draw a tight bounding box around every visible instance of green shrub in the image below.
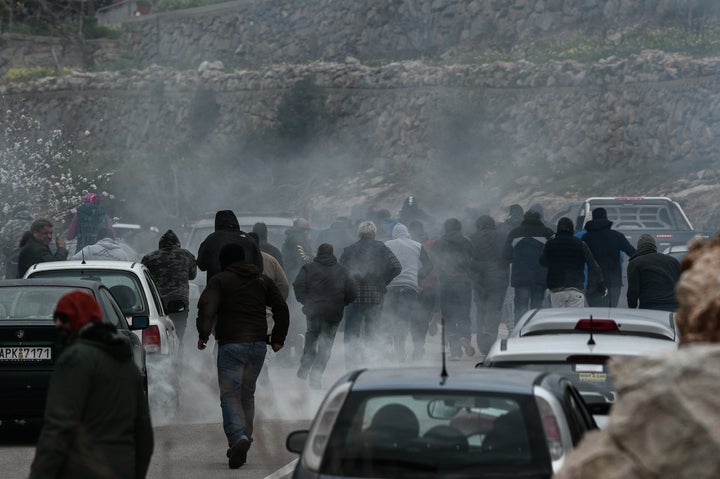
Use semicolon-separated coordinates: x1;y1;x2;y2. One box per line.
154;0;228;13
2;66;76;83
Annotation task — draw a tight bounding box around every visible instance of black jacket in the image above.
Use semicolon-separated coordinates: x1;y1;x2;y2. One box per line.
627;244;680;311
293;252;357;319
469;224;509;292
196;210;263;281
431;230;473;284
18;236;69;278
581;219;636;290
503;218;554;287
540;231;603;291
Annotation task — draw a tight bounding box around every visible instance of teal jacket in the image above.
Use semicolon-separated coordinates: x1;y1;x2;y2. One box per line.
30;323;154;479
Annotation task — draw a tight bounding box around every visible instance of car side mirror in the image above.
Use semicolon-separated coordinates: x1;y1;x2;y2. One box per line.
129;315;150;330
286;430;309;454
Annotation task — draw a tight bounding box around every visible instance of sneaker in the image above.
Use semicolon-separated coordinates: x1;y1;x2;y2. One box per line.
228;437;251;469
460;337;475;357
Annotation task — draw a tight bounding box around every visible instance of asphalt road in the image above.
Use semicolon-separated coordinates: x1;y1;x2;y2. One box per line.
0;318;494;478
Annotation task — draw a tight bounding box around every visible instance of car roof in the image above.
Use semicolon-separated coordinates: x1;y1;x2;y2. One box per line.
487;334;677;361
517;307;677;341
25;260;144;275
348;367;552;395
0;277;103;290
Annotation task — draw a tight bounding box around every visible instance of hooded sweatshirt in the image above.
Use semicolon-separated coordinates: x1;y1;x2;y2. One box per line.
385;223;433;291
72;237;131;261
626;234;680;311
141;229;197;308
196;210;263;281
431;228;473;284
293;250;356;318
30;322;153;479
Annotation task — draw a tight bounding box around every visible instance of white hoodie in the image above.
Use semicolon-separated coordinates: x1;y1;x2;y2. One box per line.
72;237;132;261
385;223;423;291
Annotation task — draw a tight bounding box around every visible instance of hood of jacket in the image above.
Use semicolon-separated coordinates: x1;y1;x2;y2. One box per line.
215;210;240;231
634;234;658;256
441;229;467;245
314;252;337;266
96;237;125;250
159;229;181;249
391;223;411;240
224;262;261;283
585;218;613;232
76;323;132;362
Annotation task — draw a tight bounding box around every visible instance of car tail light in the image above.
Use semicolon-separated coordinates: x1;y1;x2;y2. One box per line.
656;234;673;238
575;319;618;332
535;396;563;461
302;381;352;472
142;325;161;354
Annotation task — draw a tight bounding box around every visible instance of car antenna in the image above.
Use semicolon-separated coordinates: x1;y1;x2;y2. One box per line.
81;243;86;264
587;314;596;346
440;314;448;386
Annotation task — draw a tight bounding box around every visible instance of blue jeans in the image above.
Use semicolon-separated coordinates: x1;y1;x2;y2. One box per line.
217;341;266;448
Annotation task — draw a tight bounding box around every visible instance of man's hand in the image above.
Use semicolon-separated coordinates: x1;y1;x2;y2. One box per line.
55;236;66;249
271;343;283;353
197;339;207;350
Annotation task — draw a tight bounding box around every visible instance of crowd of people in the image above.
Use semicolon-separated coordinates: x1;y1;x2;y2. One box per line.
0;193;687;474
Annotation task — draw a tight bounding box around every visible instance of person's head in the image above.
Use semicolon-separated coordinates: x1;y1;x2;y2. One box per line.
508;204;524;220
317;243;333;257
636;233;656;251
407;220;426;242
158;229;180;249
53;290;102;343
592;207;608;220
30;219;54;246
252;222;268;241
556;217;574;234
247;232;260;247
403;195;416;210
215;210;240;231
675;234;720;344
529;203;544;219
475;215;495;231
294;218;311;230
357;221;377;239
523;210;541;222
219;243;246;270
84;193;101;205
444;218;462;234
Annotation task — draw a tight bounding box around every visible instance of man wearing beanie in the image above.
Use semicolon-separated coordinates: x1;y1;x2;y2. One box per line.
30;291;153;479
626;233;680;311
581;207;636;307
196;242;289;469
293;243;356;388
540;217;605;308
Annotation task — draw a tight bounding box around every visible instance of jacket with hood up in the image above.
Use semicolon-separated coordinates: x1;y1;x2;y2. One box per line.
141;230;197;309
503;216;554;287
72;237;131;261
581;218;636;290
293;251;356;319
626;236;680;311
469;216;509;292
384;223;433;292
431;229;473;284
196;210;263;281
30;323;153;479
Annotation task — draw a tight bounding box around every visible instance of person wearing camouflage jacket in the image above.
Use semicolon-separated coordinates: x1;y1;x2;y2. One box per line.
141;229;197;342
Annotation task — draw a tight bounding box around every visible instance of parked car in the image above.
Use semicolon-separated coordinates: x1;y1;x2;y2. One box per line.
482;307;679;425
0;278;148;422
663;244;688;262
286;367;598;478
23;261;180;359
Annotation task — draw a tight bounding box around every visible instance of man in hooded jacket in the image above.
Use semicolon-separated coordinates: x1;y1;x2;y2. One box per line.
581;208;637;307
30;291;153;479
626;234;680;312
293;243;356;388
72;227;132;261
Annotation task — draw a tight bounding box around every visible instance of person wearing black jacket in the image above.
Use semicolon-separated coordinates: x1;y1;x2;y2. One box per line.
469;215;510;355
540;217;605;308
18;218;68;278
252;222;283;266
503;210;554;323
293;243;356;388
626;234;680;312
581;208;637;307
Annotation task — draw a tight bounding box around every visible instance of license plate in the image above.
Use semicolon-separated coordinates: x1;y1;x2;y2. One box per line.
0;347;52;361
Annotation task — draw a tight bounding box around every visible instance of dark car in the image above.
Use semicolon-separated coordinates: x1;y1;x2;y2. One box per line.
286;367;598;478
0;278;149;422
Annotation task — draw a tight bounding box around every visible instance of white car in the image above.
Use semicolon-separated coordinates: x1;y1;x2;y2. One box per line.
23;260;181;358
482;307;679;424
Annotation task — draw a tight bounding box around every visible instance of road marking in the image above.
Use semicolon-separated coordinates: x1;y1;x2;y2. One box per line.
265;459;298;479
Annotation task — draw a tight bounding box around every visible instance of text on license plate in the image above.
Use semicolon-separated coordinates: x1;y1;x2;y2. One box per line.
0;347;51;361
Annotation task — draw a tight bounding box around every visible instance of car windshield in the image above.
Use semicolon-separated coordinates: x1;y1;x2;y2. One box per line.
27;270;146;316
0;285;87;320
321;391;551;478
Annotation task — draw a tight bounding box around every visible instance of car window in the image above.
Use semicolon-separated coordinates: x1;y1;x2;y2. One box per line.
564;386;596;438
98;287;129;329
143;270;165;316
322;391;551;477
0;286;81;320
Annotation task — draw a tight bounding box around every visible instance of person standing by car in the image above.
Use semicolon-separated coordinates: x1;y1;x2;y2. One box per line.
29;290;153;479
340;220;401;369
626;234;680;312
142;229;198;344
293;243;356;388
503;209;554;324
581;207;637;307
540;217;605;308
72;227;131;261
18;218;68;278
196;243;289;469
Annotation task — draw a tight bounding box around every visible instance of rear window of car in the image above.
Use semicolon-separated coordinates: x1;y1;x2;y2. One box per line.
0;285;88;320
321;391;551;477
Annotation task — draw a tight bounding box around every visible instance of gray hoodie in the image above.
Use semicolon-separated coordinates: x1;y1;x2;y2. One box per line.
385;223;424;291
72;237;132;261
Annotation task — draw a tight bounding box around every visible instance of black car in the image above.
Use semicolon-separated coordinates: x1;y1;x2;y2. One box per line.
286;367;598;478
0;278;149;422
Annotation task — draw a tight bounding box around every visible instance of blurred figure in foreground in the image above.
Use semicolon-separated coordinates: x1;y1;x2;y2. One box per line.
72;227;131;261
4;230;31;279
30;291;153;479
65;193;114;251
294;243;356;388
626;234;680;312
18;218;68;278
196;243;288;469
142;229;197;344
555;233;720;479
